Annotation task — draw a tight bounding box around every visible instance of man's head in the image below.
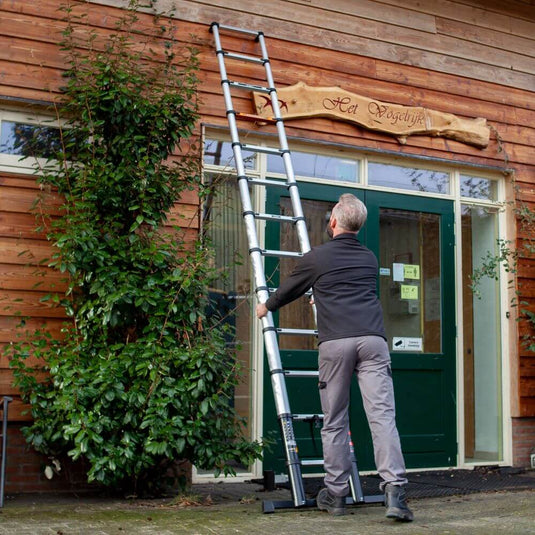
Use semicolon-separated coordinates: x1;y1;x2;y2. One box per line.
328;193;367;237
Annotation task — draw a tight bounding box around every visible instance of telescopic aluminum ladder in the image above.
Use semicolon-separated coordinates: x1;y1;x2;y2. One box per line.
209;22;384;513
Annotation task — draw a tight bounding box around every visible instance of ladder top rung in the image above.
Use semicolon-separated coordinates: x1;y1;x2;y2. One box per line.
222;51;266;64
211;22;261;38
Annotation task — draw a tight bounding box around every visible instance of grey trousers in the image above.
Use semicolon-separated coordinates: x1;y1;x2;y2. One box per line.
318;335;408;497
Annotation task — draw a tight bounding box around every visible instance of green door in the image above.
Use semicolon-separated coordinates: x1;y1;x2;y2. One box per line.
262;185;456;475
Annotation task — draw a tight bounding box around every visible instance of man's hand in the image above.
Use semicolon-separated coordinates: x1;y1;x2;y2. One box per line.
256;303;269;319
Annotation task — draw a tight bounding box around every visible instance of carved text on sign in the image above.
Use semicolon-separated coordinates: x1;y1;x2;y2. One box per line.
252;82;490;148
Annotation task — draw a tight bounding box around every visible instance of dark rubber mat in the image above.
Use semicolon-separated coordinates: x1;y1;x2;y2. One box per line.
297;466;535;499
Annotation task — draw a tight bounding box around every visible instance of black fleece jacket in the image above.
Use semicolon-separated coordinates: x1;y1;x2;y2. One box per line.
265;233;386;344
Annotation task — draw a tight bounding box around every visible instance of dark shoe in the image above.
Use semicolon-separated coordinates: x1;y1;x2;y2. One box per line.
316;488;346;516
385;483;414;522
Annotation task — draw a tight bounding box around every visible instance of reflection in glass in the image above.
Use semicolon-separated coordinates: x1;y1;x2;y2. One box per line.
274;198;335;350
0;121;63;158
460;175;496;201
369;162;449;194
267;151;359;182
202;172;254;472
204;139;256;169
461;205;502;462
379;209;441;353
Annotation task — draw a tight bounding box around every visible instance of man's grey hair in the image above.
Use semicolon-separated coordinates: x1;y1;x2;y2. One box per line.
331;193;367;232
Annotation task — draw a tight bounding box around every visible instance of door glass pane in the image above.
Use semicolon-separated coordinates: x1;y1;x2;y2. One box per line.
272;198;335;350
378;209;442;353
369;162;450;194
461;205;502;462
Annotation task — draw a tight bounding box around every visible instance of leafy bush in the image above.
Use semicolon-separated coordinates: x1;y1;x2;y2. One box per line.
9;1;261;494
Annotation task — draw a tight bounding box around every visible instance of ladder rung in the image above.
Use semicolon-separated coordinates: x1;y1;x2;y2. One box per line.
211;23;260;37
247;177;288;188
242;144;283;156
228;81;272;94
301;459;325;467
254;213;299;223
262;249;303;258
265;287;312;297
292;414;324;421
284;370;319;378
277;328;318;336
223;51;265;64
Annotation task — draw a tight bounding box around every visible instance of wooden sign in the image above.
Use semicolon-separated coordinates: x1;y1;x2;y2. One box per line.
252;82;490;148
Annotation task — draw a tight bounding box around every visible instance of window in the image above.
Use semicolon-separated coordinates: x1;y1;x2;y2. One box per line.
460;174;497;201
0;121;62;159
368;162;450;194
267;150;359;182
204;139;256;169
461;205;503;462
0;111;62;173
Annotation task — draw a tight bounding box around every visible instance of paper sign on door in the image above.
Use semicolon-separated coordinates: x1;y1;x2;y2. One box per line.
392;337;423;351
403;264;420;280
401;284;419;300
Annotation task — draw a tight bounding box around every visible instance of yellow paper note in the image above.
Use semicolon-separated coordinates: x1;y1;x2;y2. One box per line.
404;264;420;280
401;284;419;300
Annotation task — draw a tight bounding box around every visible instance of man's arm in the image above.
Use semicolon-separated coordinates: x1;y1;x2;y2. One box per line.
256;249;316;319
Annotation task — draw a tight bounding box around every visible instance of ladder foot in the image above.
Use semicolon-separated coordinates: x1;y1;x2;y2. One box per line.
262;498;315;513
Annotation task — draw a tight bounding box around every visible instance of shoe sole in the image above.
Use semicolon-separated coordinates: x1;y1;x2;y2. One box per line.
386;507;414;522
318;504;346;516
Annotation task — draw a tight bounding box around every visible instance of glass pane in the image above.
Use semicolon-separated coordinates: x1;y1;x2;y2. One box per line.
369;162;450;194
460;174;497;201
378;209;441;353
0;121;62;158
203;139;256;169
202;172;254;471
267;151;359;182
461;205;502;462
272;198;335;350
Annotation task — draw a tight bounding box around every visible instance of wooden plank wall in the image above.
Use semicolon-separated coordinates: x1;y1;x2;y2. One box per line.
0;0;201;421
145;0;535;414
1;0;534;419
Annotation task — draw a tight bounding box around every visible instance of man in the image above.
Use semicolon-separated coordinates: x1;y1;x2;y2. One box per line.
256;193;413;522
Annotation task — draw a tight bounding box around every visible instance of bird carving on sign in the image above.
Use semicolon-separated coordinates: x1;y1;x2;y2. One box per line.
257;94;289;113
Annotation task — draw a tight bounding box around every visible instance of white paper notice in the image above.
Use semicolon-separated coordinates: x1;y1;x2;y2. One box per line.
393;263;404;282
392;337;423;352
